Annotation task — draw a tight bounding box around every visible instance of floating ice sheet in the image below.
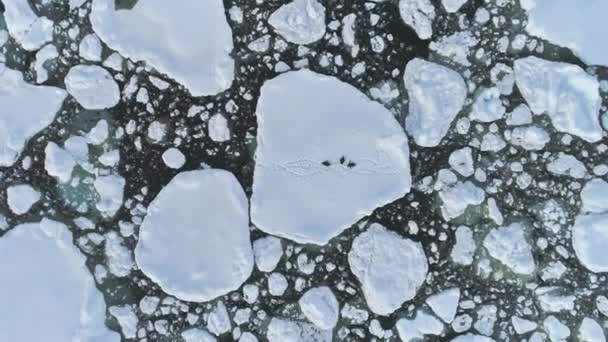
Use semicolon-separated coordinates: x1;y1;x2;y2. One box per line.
251;70;411;245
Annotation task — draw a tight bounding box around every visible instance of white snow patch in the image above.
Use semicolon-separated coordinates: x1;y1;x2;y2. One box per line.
348;223;428;316
483;223;535;275
6;184;40;215
404;58;467;147
268;0;326;45
135;169;254;302
0;220;119;341
251;70;411;245
65;65;120;110
90;0;234;96
0;65;66;167
514;56;603;142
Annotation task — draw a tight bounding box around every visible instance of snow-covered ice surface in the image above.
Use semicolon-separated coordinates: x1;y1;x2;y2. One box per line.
404;58;467;147
268;0;326;45
135;170;253;302
90;0;234;96
251;70;411;245
523;0;608;66
514;56;603;142
0;220;119;341
348;223;428;315
2;0;54;51
0;65;66;166
65;65;120;110
1;0;608;340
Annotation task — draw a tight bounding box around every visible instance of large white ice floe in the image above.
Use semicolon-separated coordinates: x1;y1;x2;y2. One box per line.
399;0;436;40
523;0;608;66
268;0;326;45
483;223;535;275
90;0;234;96
135;169;254;302
0;65;66;167
65;65;120;110
572;179;608;273
404;58;467;147
251;70;411;245
2;0;54;51
0;219;119;341
348;223;428;316
514;56;603;142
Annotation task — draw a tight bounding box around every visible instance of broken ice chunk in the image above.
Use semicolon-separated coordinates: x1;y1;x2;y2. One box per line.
268;0;326;45
404;58;467;147
514;56;603;142
348;224;428;316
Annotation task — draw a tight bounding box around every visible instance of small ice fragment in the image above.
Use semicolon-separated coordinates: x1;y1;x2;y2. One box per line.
6;184;40;215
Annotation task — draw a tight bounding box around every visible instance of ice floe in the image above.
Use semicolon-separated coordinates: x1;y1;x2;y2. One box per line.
523;0;608;66
0;65;66;167
404;58;467;147
2;0;54;50
0;220;119;341
65;65;120;110
514;56;603;142
251;70;411;245
90;0;234;96
483;223;535;275
6;184;40;215
268;0;326;45
348;224;428;316
135;169;253;302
